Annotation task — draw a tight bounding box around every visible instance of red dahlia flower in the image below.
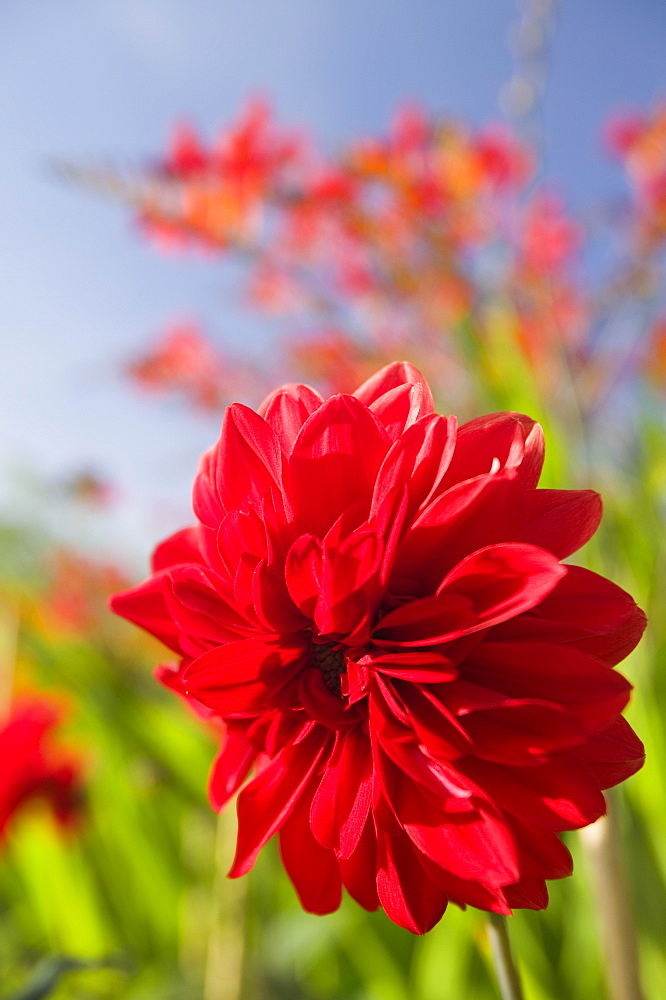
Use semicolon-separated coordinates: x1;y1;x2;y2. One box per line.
0;699;82;839
111;362;646;933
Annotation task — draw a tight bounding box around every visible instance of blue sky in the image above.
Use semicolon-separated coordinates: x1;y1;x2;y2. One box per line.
1;0;665;564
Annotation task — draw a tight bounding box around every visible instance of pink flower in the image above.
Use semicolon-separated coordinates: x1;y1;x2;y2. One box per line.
112;362;645;933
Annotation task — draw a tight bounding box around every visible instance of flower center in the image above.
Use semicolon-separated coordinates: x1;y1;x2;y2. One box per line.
311;641;346;698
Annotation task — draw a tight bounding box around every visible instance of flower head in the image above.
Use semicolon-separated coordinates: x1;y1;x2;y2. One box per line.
0;699;82;839
112;363;645;933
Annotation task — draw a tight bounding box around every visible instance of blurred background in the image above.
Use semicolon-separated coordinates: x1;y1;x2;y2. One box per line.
1;1;666;998
1;0;665;559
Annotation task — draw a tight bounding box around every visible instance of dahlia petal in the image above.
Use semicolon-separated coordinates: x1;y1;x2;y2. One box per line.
154;661;187;697
437;543;566;620
373;592;480;646
521;420;546;490
338;814;380;911
217;508;269;579
289;394;389;537
376;544;566;646
465;642;631;734
155;662;216;720
247;709;308;759
297;527;380;633
524;490;602;559
415;851;512;914
368;383;432;439
308;741;340;850
371;482;409;586
442;413;544;490
371;693;475;800
258;383;324;452
390;472;525;595
183;638;308;716
391;471;525;596
328;527;383;598
198;524;229;579
342;657;372;706
353;361;434;417
461;755;606;830
376;824;449;934
503;878;549;910
167;565;256;643
192;448;224;529
284;534;323;619
214;403;284;513
442;679;519;714
460;701;588;764
279;784;342;914
258;381;323;417
230;726;331;877
208;723;257;811
258;489;291;556
397;778;520;887
370;674;412;731
323;778;376;857
394;683;473;758
491;566;647;666
315;534;382;638
298;670;358;730
412;472;517;533
369;650;458;684
508;820;573;879
321;500;369;549
252;559;307;633
110;575;182;653
151;526;204;571
576;716;645;788
437;872;512;914
310;727;373;858
372;414;458;523
316;593;371;641
232;553;263;624
287;528;382;639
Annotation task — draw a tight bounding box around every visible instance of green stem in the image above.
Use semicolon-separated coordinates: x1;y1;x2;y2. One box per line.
203;803;247;1000
487;913;525;1000
579;805;645;1000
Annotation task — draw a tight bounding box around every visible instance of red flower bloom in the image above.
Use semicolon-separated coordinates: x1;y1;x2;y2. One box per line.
112;362;646;933
0;699;82;839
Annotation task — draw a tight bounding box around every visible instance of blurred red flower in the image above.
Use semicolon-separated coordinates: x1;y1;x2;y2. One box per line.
127;323;227;412
112;363;645;933
605;104;666;241
519;193;582;273
43;547;129;635
0;699;82;839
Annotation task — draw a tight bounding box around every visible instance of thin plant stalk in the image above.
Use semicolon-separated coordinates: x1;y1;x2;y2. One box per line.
203;802;247;1000
487;913;525;1000
579;803;645;1000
